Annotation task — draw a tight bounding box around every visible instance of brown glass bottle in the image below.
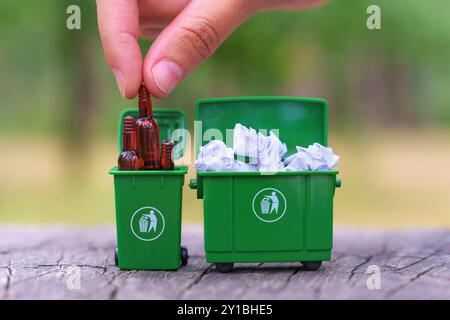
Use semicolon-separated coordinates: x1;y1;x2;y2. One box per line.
160;140;175;170
118;116;144;170
136;84;160;170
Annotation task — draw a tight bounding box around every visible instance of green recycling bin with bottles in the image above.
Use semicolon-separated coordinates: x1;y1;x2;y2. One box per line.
189;97;341;273
110;108;188;270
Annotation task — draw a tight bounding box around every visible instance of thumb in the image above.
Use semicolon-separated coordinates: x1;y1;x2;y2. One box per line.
143;0;259;98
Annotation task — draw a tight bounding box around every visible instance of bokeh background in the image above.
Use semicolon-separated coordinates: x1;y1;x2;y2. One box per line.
1;0;449;228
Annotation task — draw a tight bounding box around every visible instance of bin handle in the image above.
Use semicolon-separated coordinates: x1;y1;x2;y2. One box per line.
335;177;342;188
189;179;197;189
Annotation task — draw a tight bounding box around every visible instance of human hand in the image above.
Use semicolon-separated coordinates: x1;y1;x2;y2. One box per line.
96;0;328;99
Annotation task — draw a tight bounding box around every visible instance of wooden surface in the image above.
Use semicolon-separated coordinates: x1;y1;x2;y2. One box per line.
0;225;449;300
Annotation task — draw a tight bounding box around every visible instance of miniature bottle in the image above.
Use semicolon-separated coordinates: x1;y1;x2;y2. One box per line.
160;140;175;170
118;116;144;170
136;84;160;170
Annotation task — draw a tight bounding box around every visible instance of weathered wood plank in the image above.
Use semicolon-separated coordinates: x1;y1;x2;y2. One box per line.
0;225;448;300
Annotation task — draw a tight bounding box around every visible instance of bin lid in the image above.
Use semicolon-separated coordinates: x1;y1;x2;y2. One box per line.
118;108;186;159
195;97;328;157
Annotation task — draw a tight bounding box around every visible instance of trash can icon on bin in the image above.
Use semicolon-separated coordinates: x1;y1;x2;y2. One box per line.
260;198;271;214
139;215;149;233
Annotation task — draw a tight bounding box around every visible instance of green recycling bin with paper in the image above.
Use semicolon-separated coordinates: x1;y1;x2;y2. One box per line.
109;108;188;270
189;97;342;273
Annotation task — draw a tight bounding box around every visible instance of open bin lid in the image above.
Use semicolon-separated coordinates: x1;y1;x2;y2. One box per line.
118;108;186;160
195;97;328;158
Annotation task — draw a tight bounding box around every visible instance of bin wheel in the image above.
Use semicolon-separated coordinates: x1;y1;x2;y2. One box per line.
181;246;189;266
215;263;234;273
301;261;322;271
114;247;119;266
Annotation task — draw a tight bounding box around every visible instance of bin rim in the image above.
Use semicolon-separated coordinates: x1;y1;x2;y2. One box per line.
196;96;328;107
195;96;328;128
196;170;338;176
109;165;188;176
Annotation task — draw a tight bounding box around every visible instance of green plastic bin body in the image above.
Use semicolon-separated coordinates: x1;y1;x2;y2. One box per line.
110;108;187;270
193;97;340;265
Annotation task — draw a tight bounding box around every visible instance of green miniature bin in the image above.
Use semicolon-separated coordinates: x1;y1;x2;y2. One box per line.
109;108;188;270
190;97;341;272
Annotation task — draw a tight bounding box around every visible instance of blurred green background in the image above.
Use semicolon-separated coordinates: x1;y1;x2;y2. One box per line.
0;0;449;228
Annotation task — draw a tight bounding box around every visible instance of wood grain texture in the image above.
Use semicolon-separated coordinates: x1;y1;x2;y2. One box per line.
0;225;448;300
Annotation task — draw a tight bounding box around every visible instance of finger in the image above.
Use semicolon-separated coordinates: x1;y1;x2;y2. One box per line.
143;0;259;98
97;0;142;98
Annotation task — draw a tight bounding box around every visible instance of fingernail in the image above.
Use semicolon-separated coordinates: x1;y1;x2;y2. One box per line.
151;60;183;95
113;68;126;98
